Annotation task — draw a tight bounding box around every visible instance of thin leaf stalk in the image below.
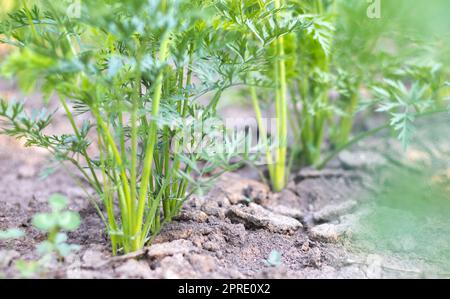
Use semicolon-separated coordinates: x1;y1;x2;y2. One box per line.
272;0;288;192
133;33;171;251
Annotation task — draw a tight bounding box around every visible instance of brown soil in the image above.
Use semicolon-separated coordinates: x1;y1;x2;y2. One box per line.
0;136;361;278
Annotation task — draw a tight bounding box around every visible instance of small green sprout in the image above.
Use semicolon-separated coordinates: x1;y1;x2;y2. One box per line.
0;194;81;278
32;194;81;234
15;260;41;279
0;228;25;240
32;194;81;257
265;250;282;267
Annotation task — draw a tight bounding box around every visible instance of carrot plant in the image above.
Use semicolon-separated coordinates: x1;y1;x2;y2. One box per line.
286;0;403;166
287;0;449;168
0;0;252;254
213;0;306;191
327;0;402;149
326;0;449;156
226;0;449;184
284;0;337;166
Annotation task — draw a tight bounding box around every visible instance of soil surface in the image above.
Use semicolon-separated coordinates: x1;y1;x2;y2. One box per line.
1;79;449;279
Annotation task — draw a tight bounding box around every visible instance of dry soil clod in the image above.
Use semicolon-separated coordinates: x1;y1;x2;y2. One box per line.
309;223;347;243
226;203;303;234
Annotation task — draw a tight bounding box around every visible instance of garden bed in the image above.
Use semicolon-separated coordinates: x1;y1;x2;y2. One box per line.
1;0;449;280
1;79;448;278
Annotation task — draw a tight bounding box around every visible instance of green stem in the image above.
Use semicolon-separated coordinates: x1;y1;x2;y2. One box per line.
162;126;170;218
182;43;194;117
289;85;302;142
113;167;130;252
249;84;274;180
272;0;288;192
130;53;142;228
58;95;102;192
118;112;127;166
334;91;358;147
93;109;132;232
133;34;171;251
21;0;38;38
97;126;118;255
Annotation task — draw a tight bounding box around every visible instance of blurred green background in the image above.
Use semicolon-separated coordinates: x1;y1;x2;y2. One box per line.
353;115;450;273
